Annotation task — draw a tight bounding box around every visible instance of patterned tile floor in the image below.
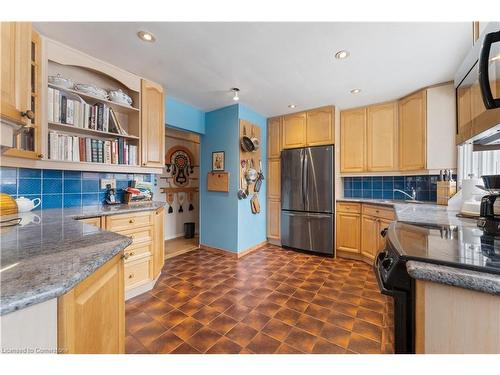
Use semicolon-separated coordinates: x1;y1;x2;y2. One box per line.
125;245;394;354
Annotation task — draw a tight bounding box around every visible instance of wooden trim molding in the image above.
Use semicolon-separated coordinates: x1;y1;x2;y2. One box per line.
200;241;268;259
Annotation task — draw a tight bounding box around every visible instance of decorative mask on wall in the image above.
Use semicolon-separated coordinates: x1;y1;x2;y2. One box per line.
165;146;195;187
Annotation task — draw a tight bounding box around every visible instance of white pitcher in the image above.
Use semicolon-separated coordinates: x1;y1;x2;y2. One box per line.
15;197;41;212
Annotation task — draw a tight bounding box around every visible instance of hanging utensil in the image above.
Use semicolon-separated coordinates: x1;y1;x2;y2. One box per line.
254;160;265;193
178;192;185;213
241;125;255;152
166;193;174;214
188;191;194;211
250;126;260;151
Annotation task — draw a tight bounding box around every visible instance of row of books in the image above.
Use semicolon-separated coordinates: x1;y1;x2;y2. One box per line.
48;131;137;165
47;87;128;135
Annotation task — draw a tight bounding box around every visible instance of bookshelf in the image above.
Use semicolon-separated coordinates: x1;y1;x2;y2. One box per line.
45;43;142;167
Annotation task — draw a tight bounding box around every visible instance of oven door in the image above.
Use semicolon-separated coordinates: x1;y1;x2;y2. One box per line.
479;29;500;109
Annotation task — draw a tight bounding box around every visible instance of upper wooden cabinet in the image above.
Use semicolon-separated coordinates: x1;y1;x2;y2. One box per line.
340;108;366;172
457;86;472;144
0;22;31;125
267;117;282;158
366;102;398;171
399;90;427;171
281;107;335;150
58;252;124;354
282;112;306;149
306;106;334;146
141;79;165;168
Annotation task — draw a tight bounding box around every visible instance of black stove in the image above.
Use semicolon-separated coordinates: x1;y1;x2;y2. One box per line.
374;221;500;354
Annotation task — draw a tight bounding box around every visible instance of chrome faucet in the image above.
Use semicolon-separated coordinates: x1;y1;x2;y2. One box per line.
393;187;417;201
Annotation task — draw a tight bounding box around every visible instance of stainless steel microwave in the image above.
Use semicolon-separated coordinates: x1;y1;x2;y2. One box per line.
455;22;500;147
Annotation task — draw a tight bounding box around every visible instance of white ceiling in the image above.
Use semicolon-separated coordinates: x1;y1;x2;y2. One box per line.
34;22;472;117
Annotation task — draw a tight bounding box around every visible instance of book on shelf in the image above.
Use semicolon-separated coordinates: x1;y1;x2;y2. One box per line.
47;87;129;136
47;131;137;165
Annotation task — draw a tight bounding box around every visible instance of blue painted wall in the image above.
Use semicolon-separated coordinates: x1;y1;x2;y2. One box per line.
165;97;206;134
237;105;267;252
0;166;152;209
199;105;240;252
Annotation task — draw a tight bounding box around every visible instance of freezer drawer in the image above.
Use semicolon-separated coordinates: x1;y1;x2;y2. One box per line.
281;211;334;255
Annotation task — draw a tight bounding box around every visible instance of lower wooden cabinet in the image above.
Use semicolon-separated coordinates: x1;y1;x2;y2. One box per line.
58;252;124;354
336;202;394;263
360;215;379;260
336;211;361;254
153;207;165;276
267;198;281;243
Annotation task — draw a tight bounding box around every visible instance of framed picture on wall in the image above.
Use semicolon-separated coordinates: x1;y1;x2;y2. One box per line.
212;151;225;171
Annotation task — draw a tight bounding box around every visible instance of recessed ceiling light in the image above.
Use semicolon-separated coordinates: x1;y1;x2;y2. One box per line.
350;88;362;94
137;31;156;42
231;88;240;101
288;104;296;109
335;50;350;60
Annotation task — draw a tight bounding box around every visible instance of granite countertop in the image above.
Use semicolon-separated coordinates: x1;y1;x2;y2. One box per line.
0;201;165;316
406;261;500;295
337;198;476;227
337;198;500;295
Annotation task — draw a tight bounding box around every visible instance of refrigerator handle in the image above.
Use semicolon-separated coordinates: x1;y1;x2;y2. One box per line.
303;149;309;209
301;148;306;209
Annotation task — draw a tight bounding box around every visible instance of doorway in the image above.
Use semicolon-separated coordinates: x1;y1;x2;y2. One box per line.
158;127;200;258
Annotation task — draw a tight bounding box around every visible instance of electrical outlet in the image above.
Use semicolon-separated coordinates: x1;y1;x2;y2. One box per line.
100;178;116;189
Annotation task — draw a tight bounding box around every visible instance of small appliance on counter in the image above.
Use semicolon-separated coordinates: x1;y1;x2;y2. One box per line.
477;175;500;234
123;180;153;204
459;175;484;217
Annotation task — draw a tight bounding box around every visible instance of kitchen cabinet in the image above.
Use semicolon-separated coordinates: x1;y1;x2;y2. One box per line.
282;112;306;149
336;202;394;263
399;90;427;171
58;252;125;354
267;116;282;159
2;24;43;160
306;106;334;146
0;22;31;125
336;211;361;254
340;108;366;172
360;215;379;260
267;198;281;242
267;159;281;200
141;79;165;168
457;86;472;144
152;207;165;276
367;102;398;171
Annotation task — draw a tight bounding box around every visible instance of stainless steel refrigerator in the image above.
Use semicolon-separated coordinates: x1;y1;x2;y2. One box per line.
281;145;334;255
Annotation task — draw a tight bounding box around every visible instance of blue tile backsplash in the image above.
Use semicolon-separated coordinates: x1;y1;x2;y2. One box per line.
343;175;440;202
0;167;153;209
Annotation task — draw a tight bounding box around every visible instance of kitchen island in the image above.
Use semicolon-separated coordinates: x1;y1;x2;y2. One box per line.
0;202;165;354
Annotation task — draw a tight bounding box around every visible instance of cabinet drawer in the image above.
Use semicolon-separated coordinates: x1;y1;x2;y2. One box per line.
124;256;152;289
116;226;153;245
362;204;395;221
105;211;152;231
124;242;152;262
337;202;361;214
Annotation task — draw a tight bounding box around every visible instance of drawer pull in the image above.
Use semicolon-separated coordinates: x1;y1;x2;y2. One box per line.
128;273;134;279
129;219;135;224
129;252;135;257
122;253;130;260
